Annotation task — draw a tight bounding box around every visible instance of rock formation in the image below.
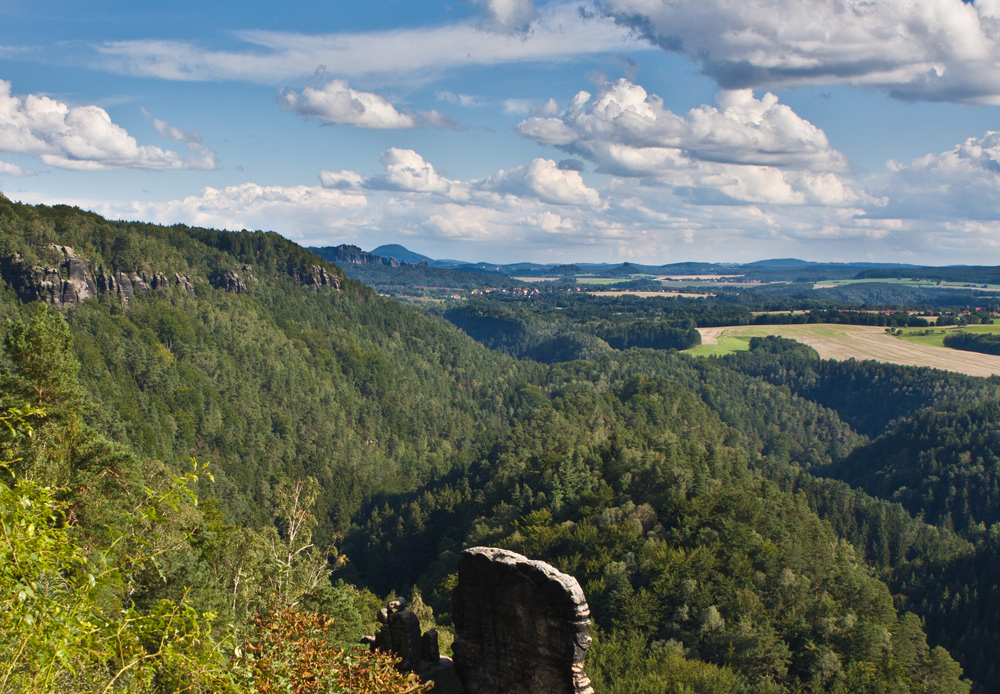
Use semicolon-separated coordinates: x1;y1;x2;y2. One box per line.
0;245;204;308
2;242;341;307
313;244;402;269
363;598;465;693
292;264;342;290
451;547;594;694
1;246;97;308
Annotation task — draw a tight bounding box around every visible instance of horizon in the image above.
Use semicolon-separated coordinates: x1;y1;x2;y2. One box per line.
4;1;1000;265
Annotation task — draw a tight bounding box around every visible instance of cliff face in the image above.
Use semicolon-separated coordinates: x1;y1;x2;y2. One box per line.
0;245;196;307
309;244;431;269
451;547;593;694
1;245;339;308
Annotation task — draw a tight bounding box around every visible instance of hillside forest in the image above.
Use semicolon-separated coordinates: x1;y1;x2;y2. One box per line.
0;193;997;693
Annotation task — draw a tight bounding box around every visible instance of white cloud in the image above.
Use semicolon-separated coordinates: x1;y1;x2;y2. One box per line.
95;3;635;84
871;131;1000;220
278;79;458;129
141;107;217;166
599;0;1000;104
470;0;538;34
0;80;214;170
437;91;484;107
318;169;364;189
69;182;368;240
481;158;601;205
0;160;31;176
503;99;534;115
517;78;859;206
365;148;468;198
532;98;560;117
322;148;601;207
11;162;994;264
520;80;848;173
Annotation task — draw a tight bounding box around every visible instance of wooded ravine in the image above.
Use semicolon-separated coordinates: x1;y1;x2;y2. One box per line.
0;194;995;693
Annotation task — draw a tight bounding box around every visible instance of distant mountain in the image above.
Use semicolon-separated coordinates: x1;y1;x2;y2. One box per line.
370;244;433;265
311;244;407;268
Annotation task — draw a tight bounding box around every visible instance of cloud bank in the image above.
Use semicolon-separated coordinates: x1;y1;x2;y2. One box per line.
600;0;1000;104
0;80;214;170
518;79;859;205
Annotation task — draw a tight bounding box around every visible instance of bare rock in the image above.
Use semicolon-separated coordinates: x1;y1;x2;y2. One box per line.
174;272;195;293
1;246;96;308
452;547;594;694
218;270;247;293
367;598;464;694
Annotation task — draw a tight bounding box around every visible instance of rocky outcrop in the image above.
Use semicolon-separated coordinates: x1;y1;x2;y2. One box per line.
292;264;341;290
1;246;198;308
313;244;401;269
216;270;248;294
2;246;97;308
95;268;196;304
363;598;464;693
451;547;594;694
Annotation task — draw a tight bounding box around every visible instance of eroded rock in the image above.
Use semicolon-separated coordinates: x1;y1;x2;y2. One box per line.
365;597;463;693
451;547;594;694
1;246;96;308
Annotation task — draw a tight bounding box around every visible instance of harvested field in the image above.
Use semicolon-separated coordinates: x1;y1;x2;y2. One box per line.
694;324;1000;378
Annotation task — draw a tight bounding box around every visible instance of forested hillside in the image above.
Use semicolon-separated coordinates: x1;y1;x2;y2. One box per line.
0;194;991;692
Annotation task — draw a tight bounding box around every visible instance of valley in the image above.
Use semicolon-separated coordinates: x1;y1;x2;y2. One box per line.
0;198;997;693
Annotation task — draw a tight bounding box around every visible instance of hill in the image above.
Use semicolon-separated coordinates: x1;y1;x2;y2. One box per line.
369;244;434;265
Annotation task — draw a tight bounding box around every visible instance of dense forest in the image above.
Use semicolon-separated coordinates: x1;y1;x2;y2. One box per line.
0;194;996;692
944;331;1000;356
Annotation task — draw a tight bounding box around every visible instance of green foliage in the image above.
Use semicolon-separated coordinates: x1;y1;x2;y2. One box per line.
944;331;1000;356
0;200;988;692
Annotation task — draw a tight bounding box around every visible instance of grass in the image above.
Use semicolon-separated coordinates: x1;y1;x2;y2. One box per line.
895;323;1000;348
686;322;1000;377
686;336;751;357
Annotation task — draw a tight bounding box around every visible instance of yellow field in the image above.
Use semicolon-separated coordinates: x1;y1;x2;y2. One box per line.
694;324;1000;378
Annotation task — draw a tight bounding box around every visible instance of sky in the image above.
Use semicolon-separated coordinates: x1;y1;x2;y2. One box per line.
4;0;1000;265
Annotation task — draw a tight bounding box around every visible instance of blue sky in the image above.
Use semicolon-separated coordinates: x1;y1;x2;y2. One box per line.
4;0;1000;265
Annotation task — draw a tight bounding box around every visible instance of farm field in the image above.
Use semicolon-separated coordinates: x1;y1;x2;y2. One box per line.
585;290;711;298
692;323;1000;377
814;277;1000;291
895;323;1000;348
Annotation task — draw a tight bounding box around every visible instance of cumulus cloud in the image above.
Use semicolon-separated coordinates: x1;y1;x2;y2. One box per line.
519;79;848;172
517;78;858;206
322;148;600;207
0;80;214;170
872;131;1000;219
599;0;1000;104
481;158;601;205
278;80;458;129
0;160;31;176
365;148;467;197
